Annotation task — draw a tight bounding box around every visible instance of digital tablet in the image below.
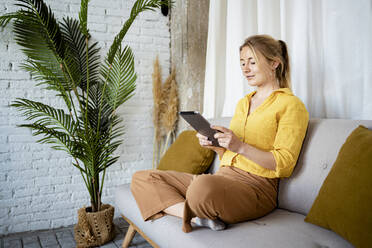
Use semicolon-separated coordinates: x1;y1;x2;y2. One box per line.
179;111;221;147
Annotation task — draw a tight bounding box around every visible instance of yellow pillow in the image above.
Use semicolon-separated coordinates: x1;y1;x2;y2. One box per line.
304;125;372;248
157;130;215;174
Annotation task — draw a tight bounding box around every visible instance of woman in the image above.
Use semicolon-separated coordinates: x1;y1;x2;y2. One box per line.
131;34;309;233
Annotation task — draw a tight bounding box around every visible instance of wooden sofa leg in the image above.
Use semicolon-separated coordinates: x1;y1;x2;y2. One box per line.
121;215;159;248
122;224;136;248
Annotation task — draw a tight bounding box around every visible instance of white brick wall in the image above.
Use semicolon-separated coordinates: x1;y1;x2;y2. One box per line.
0;0;170;234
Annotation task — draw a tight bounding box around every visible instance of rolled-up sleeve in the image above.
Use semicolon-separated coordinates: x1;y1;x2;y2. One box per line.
270;100;309;177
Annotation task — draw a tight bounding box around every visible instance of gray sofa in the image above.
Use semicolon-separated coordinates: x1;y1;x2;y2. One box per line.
115;118;372;248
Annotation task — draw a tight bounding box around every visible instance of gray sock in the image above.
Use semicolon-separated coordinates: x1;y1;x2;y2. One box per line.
193;217;226;231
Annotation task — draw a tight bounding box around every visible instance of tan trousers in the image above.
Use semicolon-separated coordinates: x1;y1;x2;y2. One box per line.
130;166;278;232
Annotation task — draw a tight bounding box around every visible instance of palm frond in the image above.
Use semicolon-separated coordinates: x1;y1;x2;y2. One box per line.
77;108;124;174
14;0;65;60
0;12;19;28
9;0;83;97
97;114;125;172
81;83;113;132
19;123;79;156
60;17;101;92
107;0;165;64
106;113;125;144
13;12;64;80
98;155;120;173
4;0;82;101
21;60;72;110
11;98;78;136
102;45;136;111
75;128;96;174
79;0;90;37
96;138;122;173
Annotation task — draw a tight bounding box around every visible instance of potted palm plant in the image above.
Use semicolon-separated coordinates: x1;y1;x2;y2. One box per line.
0;0;171;246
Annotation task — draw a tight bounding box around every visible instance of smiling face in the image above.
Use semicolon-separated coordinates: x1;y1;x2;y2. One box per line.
240;46;273;87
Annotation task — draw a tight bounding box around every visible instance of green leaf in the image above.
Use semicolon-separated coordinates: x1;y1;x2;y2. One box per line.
19;123;79;156
21;60;72;110
79;0;90;37
82;83;112;132
14;0;65;60
102;45;136;111
60;17;101;91
7;0;78;96
107;0;165;64
11;98;77;136
0;12;19;28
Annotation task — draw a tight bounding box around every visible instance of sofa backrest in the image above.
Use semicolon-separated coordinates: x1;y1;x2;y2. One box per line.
207;117;372;216
278;118;372;215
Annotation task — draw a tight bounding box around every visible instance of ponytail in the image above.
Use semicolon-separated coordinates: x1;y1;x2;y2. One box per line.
277;40;291;89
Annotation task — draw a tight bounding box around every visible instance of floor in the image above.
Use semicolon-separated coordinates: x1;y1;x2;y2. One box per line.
0;218;152;248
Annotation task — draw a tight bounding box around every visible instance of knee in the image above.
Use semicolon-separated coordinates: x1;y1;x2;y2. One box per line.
130;169;156;191
132;170;147;182
186;175;221;206
132;169;159;180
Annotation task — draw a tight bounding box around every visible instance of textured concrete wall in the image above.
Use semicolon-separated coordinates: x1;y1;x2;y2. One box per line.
0;0;170;234
170;0;209;132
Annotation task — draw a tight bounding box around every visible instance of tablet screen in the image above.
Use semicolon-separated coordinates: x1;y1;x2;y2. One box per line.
179;111;221;147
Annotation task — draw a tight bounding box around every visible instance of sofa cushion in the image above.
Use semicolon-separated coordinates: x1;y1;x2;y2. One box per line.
304;125;372;248
115;184;353;248
157;130;215;174
278;119;372;215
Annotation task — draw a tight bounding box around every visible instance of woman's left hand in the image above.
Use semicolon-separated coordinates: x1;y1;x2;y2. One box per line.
211;125;244;153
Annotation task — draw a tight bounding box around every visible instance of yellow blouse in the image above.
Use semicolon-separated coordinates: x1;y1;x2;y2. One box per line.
220;88;309;178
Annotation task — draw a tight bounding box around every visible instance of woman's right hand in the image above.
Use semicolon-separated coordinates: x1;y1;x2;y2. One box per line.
196;132;226;159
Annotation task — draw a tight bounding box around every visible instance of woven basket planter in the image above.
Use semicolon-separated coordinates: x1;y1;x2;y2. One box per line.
74;204;115;248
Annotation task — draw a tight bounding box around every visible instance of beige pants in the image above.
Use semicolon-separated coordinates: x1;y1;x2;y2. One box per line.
130;166;278;232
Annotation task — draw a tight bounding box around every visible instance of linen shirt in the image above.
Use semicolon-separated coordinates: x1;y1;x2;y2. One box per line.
220;87;309;178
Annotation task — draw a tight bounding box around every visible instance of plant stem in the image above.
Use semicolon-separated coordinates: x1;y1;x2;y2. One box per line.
80;169;93;200
84;37;90;136
90;175;97;212
99;168;106;197
161;131;171;156
94;173;100;211
68;91;78;124
152;127;157;169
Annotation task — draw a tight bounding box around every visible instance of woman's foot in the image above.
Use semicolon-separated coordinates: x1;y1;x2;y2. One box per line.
193;217;226;231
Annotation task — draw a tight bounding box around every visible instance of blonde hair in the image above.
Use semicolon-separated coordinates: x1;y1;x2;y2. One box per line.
239;34;291;89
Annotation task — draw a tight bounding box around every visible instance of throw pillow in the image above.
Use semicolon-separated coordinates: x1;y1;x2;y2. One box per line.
304;125;372;248
157;130;215;174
